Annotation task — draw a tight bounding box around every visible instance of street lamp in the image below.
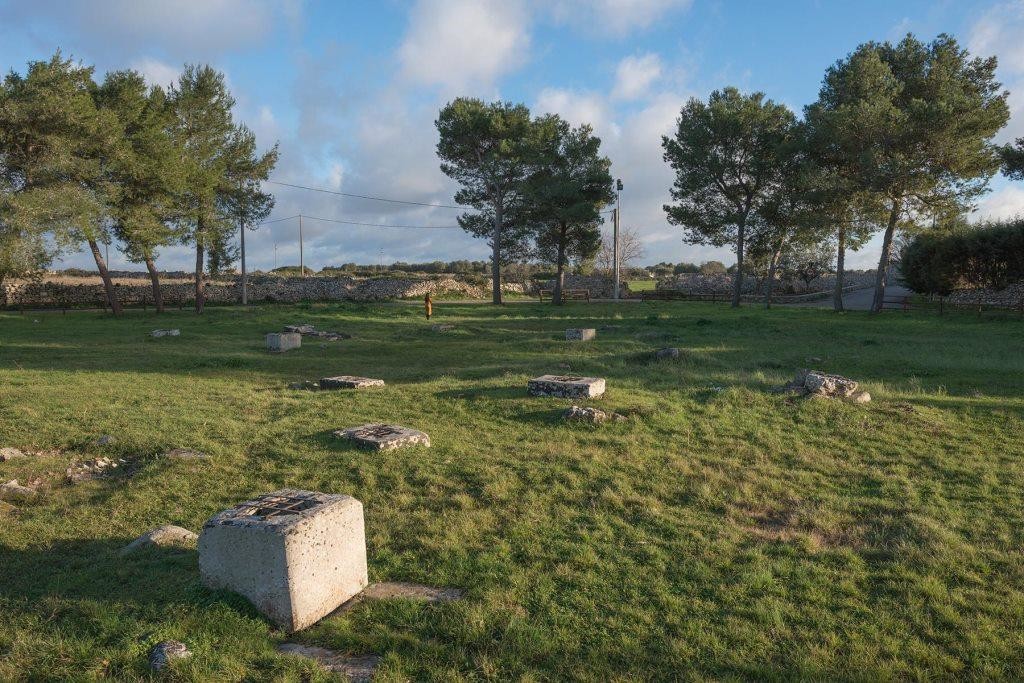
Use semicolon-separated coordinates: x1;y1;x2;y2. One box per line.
613;179;623;300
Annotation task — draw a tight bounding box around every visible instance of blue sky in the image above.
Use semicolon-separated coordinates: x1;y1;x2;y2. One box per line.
1;0;1022;272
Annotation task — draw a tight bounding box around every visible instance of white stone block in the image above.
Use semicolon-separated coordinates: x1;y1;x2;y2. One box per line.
267;332;302;353
198;489;368;632
565;328;596;341
319;376;385;390
527;375;606;398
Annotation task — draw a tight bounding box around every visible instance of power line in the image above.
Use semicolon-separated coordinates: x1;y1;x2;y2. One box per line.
265;180;468;209
257;213;461;229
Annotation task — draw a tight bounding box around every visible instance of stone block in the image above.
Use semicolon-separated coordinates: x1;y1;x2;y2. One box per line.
528;375;605;399
151;329;180;337
565;328;596;341
655;347;681;360
334;424;430;450
198;489;368;632
121;525;198;556
319;376;385;390
267;332;301;353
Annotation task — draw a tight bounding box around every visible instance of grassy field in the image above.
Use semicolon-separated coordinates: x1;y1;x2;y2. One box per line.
1;302;1023;680
626;279;657;291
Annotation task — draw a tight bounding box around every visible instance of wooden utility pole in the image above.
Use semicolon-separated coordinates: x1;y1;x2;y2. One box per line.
240;218;248;305
613;179;623;300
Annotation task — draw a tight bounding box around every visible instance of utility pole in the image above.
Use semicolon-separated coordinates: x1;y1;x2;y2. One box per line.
298;213;305;277
239;217;247;305
274;242;278;270
613;178;623;300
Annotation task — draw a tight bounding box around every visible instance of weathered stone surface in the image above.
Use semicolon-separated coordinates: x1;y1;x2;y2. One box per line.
334;424;431;451
199;489;368;632
0;447;26;461
267;332;302;353
0;500;17;515
565;328;596;341
66;457;128;483
849;390;872;404
148;641;191;671
121;525;198;556
528;375;606;399
165;448;209;460
1;479;37;503
776;369;866;401
284;324;316;334
151;329;180;337
562;405;624;424
288;381;319;391
654;347;681;360
319;376;385;390
284;324;351;341
277;644;379;682
431;323;454;332
95;434;116;446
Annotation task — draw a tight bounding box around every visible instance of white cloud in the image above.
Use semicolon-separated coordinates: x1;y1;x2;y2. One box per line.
128;57;179;89
546;0;692;36
612;53;663;100
399;0;531;92
535;87;616;136
969;1;1024;143
974;184;1024;222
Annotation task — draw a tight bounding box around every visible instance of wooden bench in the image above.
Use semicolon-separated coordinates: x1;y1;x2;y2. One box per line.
538;288;590;302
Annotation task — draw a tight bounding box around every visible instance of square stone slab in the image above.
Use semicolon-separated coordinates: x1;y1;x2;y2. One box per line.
198;489;367;632
319;376;385;390
267;332;302;353
565;328;596;341
334;424;430;450
528;375;606;399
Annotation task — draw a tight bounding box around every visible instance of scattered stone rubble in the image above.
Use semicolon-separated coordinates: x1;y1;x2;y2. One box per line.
95;435;116;446
655;347;681;360
562;406;625;424
335;424;431;451
148;641;191;671
285;324;351;341
121;525;198;556
565;328;596;341
775;369;871;403
288;380;320;391
151;329;180;337
431;324;455;332
66;457;129;483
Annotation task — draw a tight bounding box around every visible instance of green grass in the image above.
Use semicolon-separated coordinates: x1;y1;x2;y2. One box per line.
2;302;1024;680
627;279;656;291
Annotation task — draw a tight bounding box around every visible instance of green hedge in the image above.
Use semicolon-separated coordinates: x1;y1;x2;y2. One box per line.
901;218;1024;296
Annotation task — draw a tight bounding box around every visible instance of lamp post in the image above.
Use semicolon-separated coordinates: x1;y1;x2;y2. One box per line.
613;178;623;300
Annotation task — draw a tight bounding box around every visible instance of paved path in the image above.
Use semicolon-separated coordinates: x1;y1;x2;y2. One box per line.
787;284;912;310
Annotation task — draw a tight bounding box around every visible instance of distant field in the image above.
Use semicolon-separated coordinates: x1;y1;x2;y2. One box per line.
627;279;656;291
2;302;1023;679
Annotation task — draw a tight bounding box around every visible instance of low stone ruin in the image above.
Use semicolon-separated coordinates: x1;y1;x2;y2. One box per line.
528;375;606;399
199;489;368;632
267;332;301;353
148;641;191;671
151;329;180;338
284;324;351;341
431;323;455;332
1;479;37;503
566;328;596;341
334;424;431;451
121;525;198;556
319;376;385;390
562;405;625;424
277;644;379;682
776;369;871;403
0;447;26;461
655;347;680;360
288;380;319;391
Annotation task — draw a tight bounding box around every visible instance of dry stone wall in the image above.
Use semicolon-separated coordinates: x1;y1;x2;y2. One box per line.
1;274;525;308
655;272;878;296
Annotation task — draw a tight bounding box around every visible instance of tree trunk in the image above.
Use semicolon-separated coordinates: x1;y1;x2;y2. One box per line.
88;239;122;316
553;231;566;306
833;225;846;312
764;244;783;309
732;220;745;308
195;239;206;314
871;200;902;313
491;201;503;305
144;254;164;313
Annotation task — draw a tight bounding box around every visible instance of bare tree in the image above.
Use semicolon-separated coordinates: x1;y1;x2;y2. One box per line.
596;226;646;275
